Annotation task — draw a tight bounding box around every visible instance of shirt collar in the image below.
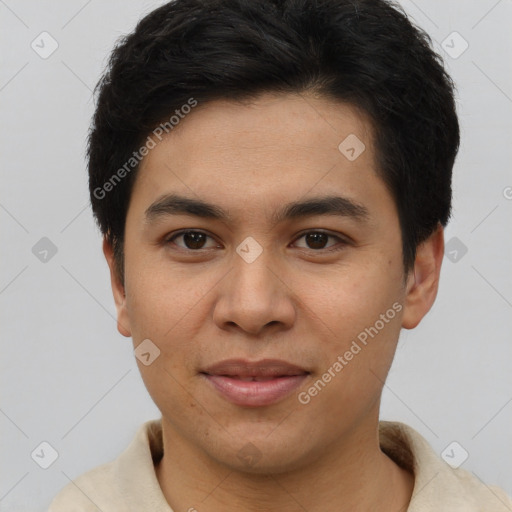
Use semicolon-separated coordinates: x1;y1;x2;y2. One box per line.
113;418;509;511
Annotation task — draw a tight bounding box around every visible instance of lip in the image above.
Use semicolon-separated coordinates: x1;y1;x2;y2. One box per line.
201;358;310;407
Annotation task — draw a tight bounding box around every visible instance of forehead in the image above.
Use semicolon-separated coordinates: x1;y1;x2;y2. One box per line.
160;92;374;159
127;92;392;225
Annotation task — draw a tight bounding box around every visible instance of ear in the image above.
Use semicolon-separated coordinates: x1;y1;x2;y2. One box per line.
401;224;444;329
102;237;132;337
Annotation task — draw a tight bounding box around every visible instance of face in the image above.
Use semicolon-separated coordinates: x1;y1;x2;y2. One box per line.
105;92;441;473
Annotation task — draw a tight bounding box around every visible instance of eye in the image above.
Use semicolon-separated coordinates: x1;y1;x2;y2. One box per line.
166;230;219;250
293;230;347;251
165;229;348;253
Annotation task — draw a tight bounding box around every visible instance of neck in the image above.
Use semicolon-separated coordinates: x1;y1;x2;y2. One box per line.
155;415;414;512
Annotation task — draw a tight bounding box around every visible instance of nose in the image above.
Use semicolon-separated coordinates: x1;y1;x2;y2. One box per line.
212;247;296;336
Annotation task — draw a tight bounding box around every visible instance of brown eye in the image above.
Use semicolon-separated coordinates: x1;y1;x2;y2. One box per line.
167;230;218;250
293;231;346;251
305;232;329;249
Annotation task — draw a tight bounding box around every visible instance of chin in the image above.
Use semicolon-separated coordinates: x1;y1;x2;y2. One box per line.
207;429;315;475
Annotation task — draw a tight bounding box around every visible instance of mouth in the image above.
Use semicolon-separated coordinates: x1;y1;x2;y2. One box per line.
200;358;310;407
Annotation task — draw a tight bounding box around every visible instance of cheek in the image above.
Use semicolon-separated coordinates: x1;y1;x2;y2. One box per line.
296;260;403;336
124;258;217;342
293;257;405;401
296;295;403;434
124;264;206;420
123;259;224;409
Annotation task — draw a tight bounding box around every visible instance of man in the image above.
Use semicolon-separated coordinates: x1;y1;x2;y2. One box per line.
49;0;512;510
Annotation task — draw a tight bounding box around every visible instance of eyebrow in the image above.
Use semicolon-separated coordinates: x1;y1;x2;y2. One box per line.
144;193;369;226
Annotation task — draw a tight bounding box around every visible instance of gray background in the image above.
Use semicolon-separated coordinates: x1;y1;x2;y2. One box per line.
1;0;511;510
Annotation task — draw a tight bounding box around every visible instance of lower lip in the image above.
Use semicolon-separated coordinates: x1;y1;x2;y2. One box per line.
202;374;309;407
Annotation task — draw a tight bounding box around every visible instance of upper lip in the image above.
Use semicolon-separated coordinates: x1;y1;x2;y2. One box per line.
202;358;309;377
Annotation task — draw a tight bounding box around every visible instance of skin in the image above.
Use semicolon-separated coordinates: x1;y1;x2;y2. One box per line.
103;92;444;512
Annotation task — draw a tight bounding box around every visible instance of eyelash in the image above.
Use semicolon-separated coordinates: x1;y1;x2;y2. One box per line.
164;229;349;253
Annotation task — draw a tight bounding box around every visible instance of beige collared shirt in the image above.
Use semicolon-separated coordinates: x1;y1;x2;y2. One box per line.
48;419;512;511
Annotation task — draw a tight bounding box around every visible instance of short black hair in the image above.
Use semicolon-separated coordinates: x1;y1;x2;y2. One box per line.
88;0;460;283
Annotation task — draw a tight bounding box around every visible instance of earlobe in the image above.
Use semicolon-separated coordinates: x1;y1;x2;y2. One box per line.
102;237;132;338
401;225;444;329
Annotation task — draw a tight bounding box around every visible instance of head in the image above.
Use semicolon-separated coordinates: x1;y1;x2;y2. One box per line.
89;0;459;473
